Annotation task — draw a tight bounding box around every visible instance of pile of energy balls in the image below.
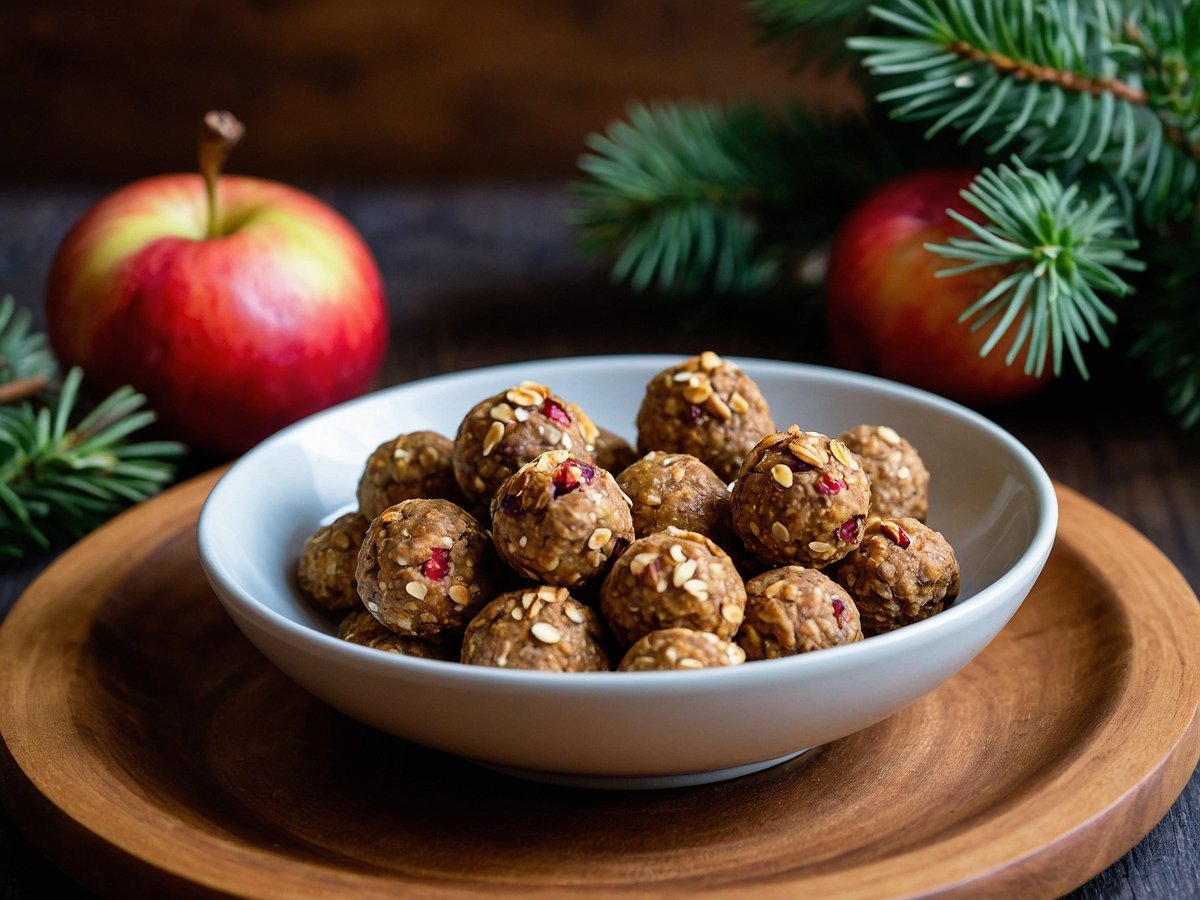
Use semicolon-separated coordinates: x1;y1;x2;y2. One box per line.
297;351;960;672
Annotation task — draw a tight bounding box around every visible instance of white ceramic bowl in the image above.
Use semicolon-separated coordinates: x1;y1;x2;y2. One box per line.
198;355;1057;789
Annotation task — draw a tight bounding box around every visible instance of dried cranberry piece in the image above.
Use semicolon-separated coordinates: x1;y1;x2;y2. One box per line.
832;597;846;628
551;458;595;497
683;403;705;423
498;494;523;516
888;523;912;549
541;397;572;427
815;473;845;495
837;515;864;544
421;547;449;581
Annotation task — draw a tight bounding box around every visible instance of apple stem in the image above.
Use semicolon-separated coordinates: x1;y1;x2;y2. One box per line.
198;110;246;239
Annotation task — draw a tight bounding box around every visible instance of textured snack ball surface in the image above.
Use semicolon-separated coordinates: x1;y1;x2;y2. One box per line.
356;498;493;642
461;585;610;671
490;449;634;588
337;609;455;660
452;381;598;504
600;527;746;647
837;424;930;522
832;516;960;635
635;350;774;482
731;426;871;568
618;627;746;671
296;512;370;611
738;565;862;659
617;451;733;544
356;430;465;520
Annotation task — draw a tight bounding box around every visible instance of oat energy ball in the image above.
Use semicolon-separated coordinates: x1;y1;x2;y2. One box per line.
338;609;454;660
600;527;746;648
832;517;960;635
635;350;774;482
491;450;634;587
453;381;598;505
618;628;746;671
356;498;493;641
616;451;732;542
460;585;610;671
592;425;639;474
356;430;465;520
297;512;371;611
730;426;871;569
837;424;931;522
738;566;862;659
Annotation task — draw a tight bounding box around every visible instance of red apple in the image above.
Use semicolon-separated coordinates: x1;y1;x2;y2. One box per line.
824;168;1049;406
44;112;388;456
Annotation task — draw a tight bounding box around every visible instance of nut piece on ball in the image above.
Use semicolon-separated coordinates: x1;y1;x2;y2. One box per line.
460;585;610;671
452;382;598;505
831;516;959;635
616;451;733;544
730;426;871;568
600;527;746;648
738;566;862;659
296;511;371;611
618;628;746;671
337;609;455;660
490;449;634;588
635;350;774;482
356;430;466;520
356;498;493;642
837;424;930;522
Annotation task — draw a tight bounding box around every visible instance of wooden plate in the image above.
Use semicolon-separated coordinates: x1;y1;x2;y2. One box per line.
1;471;1198;899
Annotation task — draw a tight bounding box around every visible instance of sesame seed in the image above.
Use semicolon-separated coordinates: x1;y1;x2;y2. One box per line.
808;541;835;555
531;622;562;644
771;464;794;488
405;581;428;600
565;605;585;624
771;521;791;542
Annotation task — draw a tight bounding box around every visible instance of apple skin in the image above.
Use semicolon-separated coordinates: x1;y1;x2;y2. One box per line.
825;168;1050;407
45;173;389;456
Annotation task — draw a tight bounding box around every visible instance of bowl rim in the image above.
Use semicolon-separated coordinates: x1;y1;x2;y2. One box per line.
197;353;1059;692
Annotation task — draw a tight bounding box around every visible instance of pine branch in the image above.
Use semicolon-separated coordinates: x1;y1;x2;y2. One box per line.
926;157;1144;378
0;295;56;393
0;367;185;557
570;100;891;295
751;0;875;68
849;0;1200;222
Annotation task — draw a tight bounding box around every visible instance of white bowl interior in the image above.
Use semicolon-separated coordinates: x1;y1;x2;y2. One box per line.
198;355;1057;783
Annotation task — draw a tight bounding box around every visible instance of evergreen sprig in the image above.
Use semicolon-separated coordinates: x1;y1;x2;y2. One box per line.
848;0;1200;222
926;157;1143;377
0;364;185;558
0;296;56;389
570;101;889;295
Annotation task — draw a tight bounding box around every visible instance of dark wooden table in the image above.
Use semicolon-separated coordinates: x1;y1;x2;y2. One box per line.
1;183;1197;899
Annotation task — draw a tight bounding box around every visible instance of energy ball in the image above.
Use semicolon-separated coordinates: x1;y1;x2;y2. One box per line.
592;425;638;474
832;516;960;635
635;350;774;482
460;585;610;671
616;451;732;543
837;424;931;522
356;430;465;521
337;609;455;660
296;512;370;611
490;449;634;588
600;527;746;648
453;381;598;505
356;498;493;642
738;566;862;659
617;628;746;671
730;426;871;568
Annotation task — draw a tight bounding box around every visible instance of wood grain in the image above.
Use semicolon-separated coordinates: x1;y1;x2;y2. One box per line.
0;0;858;181
0;471;1197;899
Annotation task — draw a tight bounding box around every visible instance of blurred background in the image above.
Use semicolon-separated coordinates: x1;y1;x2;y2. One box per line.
1;0;856;183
